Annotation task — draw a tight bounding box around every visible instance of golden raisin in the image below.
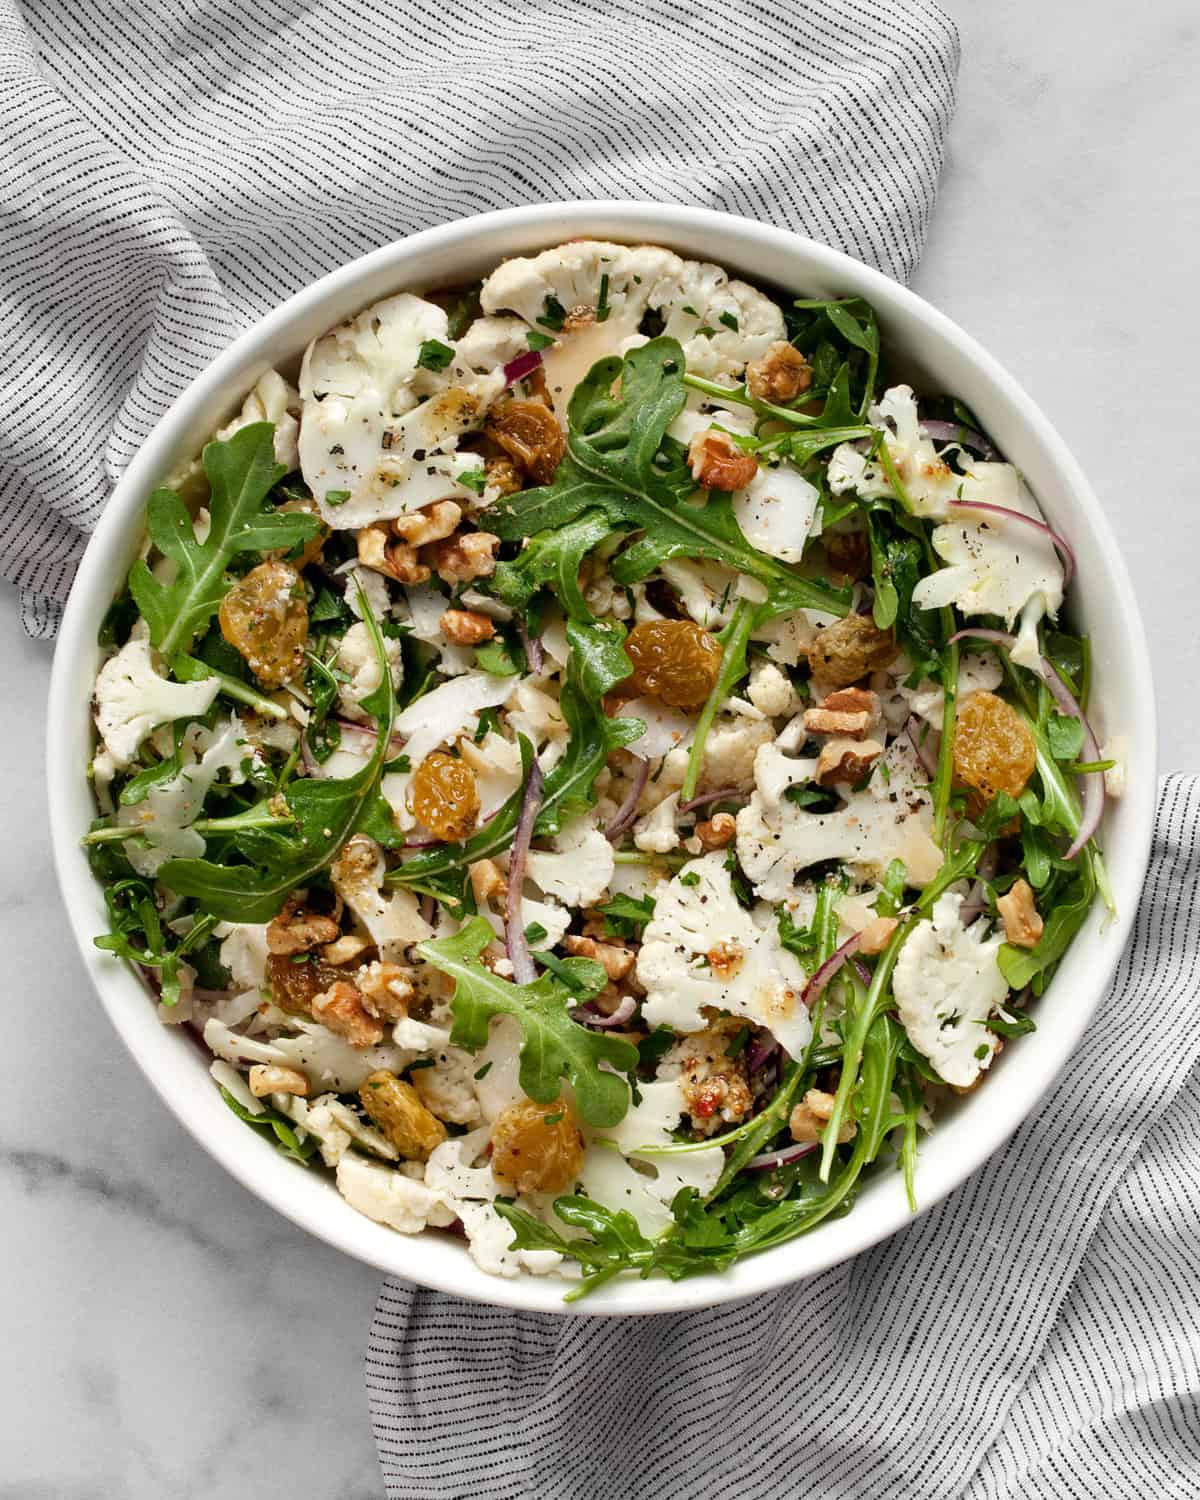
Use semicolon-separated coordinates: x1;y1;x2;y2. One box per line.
267;953;348;1017
408;751;480;842
359;1071;448;1160
272;495;326;571
218;560;308;688
809;614;896;688
485;398;565;485
490;1097;584;1195
626;619;723;710
953;691;1036;806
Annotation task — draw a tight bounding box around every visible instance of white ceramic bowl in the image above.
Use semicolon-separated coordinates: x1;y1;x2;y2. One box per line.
47;203;1157;1314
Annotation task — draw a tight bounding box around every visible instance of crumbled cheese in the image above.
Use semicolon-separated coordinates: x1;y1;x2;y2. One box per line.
736;739;943;900
891;892;1009;1088
335;621;403;720
636;852;812;1057
93;637;220;767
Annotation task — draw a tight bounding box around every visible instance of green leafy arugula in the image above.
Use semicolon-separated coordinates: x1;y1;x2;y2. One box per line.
128;423;319;659
416;917;637;1128
487;339;849;620
158;582;395;922
219;1087;319;1165
595;892;656;939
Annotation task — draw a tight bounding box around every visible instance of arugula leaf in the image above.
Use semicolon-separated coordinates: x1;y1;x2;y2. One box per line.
679;599;759;802
416;918;636;1127
118;722;187;806
158;582;395;922
490;511;619;621
474;633;524;677
1046;710;1085;763
487;340;849;619
219;1087;319;1165
867;511;942;671
986;1009;1037;1039
596;892;656;938
128;424;319;658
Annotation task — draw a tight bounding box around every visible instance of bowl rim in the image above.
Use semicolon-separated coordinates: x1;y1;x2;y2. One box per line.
47;200;1158;1315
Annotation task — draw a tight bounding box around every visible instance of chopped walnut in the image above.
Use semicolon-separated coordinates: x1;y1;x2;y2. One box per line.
322;934;373;966
391;500;462;548
430;530;500;585
248;1064;310;1098
695;812;736;850
486;398;565;485
745;341;813;405
997;878;1044;950
468;858;505;905
815;736;883;786
563;934;636;982
484;455;523;497
790;1088;856;1145
357;961;414;1020
804;687;880;740
858;916;898;955
266;894;340;956
358;525;431;584
687;428;759;492
311;979;384;1049
439;608;495;646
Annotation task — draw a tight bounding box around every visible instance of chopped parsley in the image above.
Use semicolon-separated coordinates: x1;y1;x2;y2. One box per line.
416;339;455;371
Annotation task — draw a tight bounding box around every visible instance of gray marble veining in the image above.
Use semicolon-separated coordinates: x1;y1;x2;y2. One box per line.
4;3;1197;1494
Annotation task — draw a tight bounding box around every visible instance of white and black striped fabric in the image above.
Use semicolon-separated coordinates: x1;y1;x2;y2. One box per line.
0;0;959;638
370;776;1200;1499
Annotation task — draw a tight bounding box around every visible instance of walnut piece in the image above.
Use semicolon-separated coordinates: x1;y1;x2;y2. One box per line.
687;428;759;492
248;1063;310;1098
391;500;462;547
468;858;505;906
745;341;813;405
357;525;431;584
857;916;898;955
357;961;414;1020
790;1088;856;1144
311;979;385;1049
322;934;373;966
695;812;736;850
997;878;1044;950
815;736;883;786
439;608;495;646
430;530;500;585
804;687;880;740
562;934;636;982
266;894;340;956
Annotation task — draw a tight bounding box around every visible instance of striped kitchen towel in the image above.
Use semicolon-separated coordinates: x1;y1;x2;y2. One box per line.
0;0;958;637
370;775;1200;1499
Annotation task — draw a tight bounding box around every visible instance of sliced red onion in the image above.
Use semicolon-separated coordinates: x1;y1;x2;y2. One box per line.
851;958;873;988
574;994;637;1029
299;734;320;777
604;756;649;842
747;1034;778;1073
505;759;545;985
503;349;544;386
747;1140;818;1171
959;880;987;924
192;986;234;1003
678;782;755;816
516;618;545;675
947;629;1104;858
334;717;407;753
948;499;1075;587
919;419;1001;460
905;713;939;777
802;933;862;1006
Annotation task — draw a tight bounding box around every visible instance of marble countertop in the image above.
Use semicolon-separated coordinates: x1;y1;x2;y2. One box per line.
4;4;1196;1494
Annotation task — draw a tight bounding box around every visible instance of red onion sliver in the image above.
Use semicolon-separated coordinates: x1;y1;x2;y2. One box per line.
802;933;862;1006
919;419;1001;460
505;759;545;985
677;782;755;816
946;629;1105;858
574;994;637;1029
604;756;649;842
948;499;1075;587
747;1034;779;1074
299;734;320;777
747;1140;818;1172
503;349;544;386
516;618;545;675
851;958;873;988
905;714;939;778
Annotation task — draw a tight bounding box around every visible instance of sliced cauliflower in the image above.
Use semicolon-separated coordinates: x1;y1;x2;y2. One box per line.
411;1044;481;1126
118;717;249;876
298;292;502;528
658;557;739;630
336;1154;455;1232
619;698;694;761
891;893;1009;1088
330;835;432;957
580;1076;724;1238
457;731;524;816
732;465;821;565
478;893;571;953
217;370;301;471
93;637;220;768
425;1128;564;1277
736;739;943;901
633;792;681;854
904;650;1005;726
505;678;569;771
637;852;811;1057
526;816;614;907
217;922;270;992
203;1017;414;1094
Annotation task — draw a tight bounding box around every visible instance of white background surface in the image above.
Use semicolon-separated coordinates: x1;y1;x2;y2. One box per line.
4;6;1197;1495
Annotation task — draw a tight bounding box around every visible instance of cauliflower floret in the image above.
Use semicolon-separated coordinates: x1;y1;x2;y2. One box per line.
526;816;615;907
330;834;432;957
217;922;270;991
658;557;740;630
477;893;571;953
336;1153;455;1232
334;621;404;722
425;1128;564;1277
93;637;220;768
904;650;1005;726
118;717;249;876
827;385;962;516
659;712;776;793
298;291;502;528
203;1017;414;1094
891;892;1010;1088
747;660;801;719
653;261;785;379
633;792;681;854
736;739;943;901
411;1044;481;1126
274;1090;399;1167
636;852;811;1057
217;370;301;471
453;315;531;373
752;607;826;668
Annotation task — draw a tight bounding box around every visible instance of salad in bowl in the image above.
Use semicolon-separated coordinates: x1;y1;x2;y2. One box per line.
82;238;1119;1298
